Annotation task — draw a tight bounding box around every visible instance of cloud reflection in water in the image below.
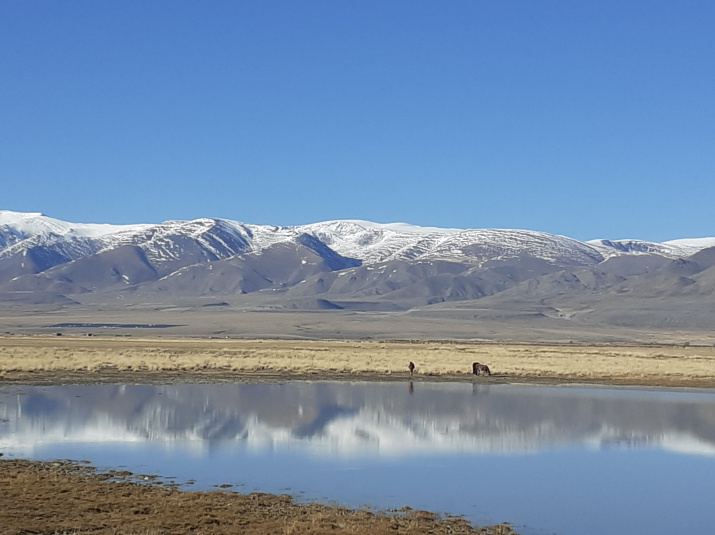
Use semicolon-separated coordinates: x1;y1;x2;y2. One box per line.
2;382;715;458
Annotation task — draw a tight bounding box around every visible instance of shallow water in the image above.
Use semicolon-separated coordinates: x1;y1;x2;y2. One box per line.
1;381;714;534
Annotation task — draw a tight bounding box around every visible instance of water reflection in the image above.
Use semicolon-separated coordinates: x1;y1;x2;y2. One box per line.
2;382;715;535
2;382;715;457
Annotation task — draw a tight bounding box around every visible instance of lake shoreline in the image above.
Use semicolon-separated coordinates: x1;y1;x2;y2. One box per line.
4;367;715;389
0;458;518;535
3;338;714;535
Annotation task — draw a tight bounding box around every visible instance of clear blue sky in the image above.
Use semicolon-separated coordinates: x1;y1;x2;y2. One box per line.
2;1;713;241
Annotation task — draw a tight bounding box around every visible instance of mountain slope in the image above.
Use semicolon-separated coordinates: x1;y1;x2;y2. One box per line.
2;211;715;324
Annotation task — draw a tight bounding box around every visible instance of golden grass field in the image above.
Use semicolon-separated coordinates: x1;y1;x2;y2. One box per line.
1;335;714;387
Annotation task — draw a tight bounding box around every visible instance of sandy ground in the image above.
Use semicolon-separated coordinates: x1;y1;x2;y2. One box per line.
4;305;715;346
1;335;715;388
0;459;516;535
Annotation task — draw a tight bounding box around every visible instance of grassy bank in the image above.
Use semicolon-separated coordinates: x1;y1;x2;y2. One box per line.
2;335;714;387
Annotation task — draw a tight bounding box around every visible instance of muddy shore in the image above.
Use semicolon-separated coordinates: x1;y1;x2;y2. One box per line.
0;459;516;535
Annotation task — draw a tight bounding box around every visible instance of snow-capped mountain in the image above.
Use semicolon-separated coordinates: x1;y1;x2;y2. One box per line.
300;220;608;265
588;237;715;258
0;211;254;275
3;210;710;270
1;210;714;321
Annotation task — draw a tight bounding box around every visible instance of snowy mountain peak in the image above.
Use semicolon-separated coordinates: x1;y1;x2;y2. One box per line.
2;210;715;309
586;238;715;259
0;210;150;240
0;210;46;224
321;219;464;235
663;237;715;254
3;211;714;268
3;212;714;267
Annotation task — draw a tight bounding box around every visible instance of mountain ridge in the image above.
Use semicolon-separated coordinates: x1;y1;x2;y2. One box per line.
4;210;713;266
2;210;715;340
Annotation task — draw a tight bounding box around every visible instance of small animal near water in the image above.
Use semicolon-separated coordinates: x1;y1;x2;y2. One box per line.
472;362;491;376
408;361;415;376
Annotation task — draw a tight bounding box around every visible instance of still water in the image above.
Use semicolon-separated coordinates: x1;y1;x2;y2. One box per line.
1;381;714;535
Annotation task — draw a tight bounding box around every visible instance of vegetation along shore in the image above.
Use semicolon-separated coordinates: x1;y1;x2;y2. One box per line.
1;335;714;388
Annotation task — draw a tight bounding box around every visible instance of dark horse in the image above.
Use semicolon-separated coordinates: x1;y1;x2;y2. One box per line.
472;362;491;376
408;361;415;376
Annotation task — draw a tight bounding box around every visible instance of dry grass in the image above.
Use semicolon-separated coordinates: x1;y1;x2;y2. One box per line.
1;335;715;387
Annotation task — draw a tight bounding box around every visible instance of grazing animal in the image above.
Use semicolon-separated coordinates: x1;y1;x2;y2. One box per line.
408;361;415;376
472;362;491;376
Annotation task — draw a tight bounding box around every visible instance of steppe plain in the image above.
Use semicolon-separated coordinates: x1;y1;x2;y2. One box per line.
2;334;715;388
2;306;715;534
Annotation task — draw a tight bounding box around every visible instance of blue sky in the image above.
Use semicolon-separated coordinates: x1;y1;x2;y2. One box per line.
2;1;713;241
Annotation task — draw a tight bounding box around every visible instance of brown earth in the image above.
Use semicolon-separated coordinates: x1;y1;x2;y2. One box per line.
0;459;517;535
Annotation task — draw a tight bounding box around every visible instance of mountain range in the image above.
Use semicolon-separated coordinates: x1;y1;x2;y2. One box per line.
2;210;715;341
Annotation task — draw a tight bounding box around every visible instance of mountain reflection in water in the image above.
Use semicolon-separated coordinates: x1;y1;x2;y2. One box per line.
2;382;715;535
2;382;715;457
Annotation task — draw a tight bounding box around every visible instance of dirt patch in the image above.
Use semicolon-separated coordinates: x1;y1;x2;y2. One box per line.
0;458;517;535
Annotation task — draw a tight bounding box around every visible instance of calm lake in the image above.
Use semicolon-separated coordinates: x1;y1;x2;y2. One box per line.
1;381;714;535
